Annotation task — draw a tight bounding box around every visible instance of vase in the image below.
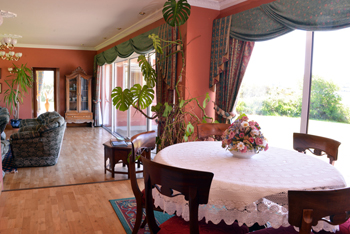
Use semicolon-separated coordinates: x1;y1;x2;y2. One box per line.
229;149;256;159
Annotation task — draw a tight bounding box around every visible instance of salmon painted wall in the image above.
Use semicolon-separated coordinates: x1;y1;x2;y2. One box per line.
0;47;96;119
184;6;220;120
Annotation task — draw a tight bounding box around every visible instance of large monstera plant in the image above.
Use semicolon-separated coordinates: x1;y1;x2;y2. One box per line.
111;0;213;150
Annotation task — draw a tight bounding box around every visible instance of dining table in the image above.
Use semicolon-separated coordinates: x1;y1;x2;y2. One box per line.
152;141;347;232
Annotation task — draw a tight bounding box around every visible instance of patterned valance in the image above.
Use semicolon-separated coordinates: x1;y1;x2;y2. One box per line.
230;0;350;41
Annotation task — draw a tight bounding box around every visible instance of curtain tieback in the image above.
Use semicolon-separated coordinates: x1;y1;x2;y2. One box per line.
93;99;101;104
214;103;236;120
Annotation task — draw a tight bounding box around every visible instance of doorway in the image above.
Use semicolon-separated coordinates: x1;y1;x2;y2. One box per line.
32;68;60;118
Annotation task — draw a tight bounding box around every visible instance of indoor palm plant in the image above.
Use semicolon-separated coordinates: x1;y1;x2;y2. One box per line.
111;0;214;150
4;63;33;127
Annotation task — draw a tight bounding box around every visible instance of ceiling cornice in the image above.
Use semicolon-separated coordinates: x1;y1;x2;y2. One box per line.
16;44;96;51
188;0;221;10
188;0;247;10
94;8;164;51
220;0;249;9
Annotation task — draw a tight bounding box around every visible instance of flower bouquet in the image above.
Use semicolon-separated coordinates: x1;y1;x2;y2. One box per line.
222;114;268;155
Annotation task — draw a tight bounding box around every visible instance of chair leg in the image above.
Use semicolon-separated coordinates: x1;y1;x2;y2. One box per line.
141;216;147;228
132;206;143;234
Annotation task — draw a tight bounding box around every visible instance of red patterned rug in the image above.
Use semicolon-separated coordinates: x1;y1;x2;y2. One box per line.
110;197;173;234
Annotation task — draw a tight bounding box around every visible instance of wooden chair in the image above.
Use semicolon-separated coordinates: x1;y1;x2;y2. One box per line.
293;133;341;165
142;157;249;234
252;187;350;234
197;123;231;141
129;131;157;234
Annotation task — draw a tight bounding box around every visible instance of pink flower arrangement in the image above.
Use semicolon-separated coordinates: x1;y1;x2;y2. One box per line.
222;114;268;153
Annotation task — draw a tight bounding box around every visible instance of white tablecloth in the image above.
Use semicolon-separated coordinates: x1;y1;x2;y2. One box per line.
153;141;347;231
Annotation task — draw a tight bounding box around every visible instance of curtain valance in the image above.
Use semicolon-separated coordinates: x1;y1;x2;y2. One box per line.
94;27;159;75
230;0;350;41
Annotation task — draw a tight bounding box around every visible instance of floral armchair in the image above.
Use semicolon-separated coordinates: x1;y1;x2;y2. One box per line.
0;107;10;177
10;111;66;167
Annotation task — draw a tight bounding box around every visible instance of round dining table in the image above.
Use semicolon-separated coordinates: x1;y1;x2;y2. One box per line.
152;141;347;232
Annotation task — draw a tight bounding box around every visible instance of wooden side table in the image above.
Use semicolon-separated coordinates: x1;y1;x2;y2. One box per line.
103;140;152;178
103;141;132;178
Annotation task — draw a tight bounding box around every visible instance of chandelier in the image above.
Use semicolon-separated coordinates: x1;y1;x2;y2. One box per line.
0;10;17;26
0;34;22;61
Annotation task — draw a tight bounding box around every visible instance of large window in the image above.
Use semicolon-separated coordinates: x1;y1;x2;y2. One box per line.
101;52;156;138
236;28;350;183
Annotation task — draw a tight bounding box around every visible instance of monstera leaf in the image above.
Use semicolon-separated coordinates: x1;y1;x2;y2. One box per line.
138;55;156;88
111;87;133;111
149;34;163;54
130;84;154;109
163;0;191;27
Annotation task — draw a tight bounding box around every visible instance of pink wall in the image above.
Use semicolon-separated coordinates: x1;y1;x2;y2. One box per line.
184;6;220;120
0;47;96;119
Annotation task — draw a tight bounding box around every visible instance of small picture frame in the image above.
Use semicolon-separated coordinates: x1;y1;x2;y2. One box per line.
0;83;2;94
0;68;2;79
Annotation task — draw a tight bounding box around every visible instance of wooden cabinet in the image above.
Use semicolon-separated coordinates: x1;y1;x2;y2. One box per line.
65;67;94;126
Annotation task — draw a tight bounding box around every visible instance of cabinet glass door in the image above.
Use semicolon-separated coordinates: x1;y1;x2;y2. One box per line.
69;78;77;111
80;77;88;111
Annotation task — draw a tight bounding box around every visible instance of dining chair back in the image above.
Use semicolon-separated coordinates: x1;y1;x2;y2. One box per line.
252;187;350;234
288;187;350;234
129;131;156;234
142;157;214;234
293;133;341;165
197;123;231;141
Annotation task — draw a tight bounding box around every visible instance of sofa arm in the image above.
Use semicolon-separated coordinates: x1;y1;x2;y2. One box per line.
19;119;41;128
19;125;40;132
10;131;40;140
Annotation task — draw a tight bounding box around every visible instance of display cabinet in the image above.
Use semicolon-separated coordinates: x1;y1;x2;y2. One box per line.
65;67;93;126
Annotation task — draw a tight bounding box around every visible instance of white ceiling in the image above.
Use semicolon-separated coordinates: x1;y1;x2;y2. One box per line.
0;0;246;51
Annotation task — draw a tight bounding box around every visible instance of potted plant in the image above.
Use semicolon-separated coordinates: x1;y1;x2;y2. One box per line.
111;0;215;150
4;63;33;128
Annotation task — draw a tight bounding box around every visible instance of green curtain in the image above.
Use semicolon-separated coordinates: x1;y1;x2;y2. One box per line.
94;27;159;76
230;0;350;41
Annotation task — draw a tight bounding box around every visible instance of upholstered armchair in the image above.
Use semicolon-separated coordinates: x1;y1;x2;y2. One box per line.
0;107;10;177
10;112;66;167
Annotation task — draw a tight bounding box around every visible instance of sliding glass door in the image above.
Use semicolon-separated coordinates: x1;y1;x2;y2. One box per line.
100;52;156;138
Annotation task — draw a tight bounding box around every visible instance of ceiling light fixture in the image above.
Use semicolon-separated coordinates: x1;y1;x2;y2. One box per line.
0;10;17;26
0;34;23;61
139;12;146;15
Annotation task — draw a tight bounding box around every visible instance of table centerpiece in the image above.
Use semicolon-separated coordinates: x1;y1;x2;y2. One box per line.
222;114;268;158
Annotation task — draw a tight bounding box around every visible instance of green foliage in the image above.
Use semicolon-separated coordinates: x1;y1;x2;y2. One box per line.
162;102;173;117
3;80;21;115
237;76;350;123
163;0;191;27
148;34;163;54
309;76;349;123
137;55;156;88
4;63;33;119
130;84;154;109
111;87;133;111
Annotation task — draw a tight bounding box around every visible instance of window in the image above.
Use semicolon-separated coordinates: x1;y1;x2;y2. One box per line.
101;52;156;138
236;28;350;183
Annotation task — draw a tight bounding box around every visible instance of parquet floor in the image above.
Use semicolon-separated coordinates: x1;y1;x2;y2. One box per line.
0;179;145;234
0;127;145;234
3;127;143;191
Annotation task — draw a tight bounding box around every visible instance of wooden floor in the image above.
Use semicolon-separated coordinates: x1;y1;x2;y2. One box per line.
3;127;144;191
0;179;145;234
0;127;146;234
